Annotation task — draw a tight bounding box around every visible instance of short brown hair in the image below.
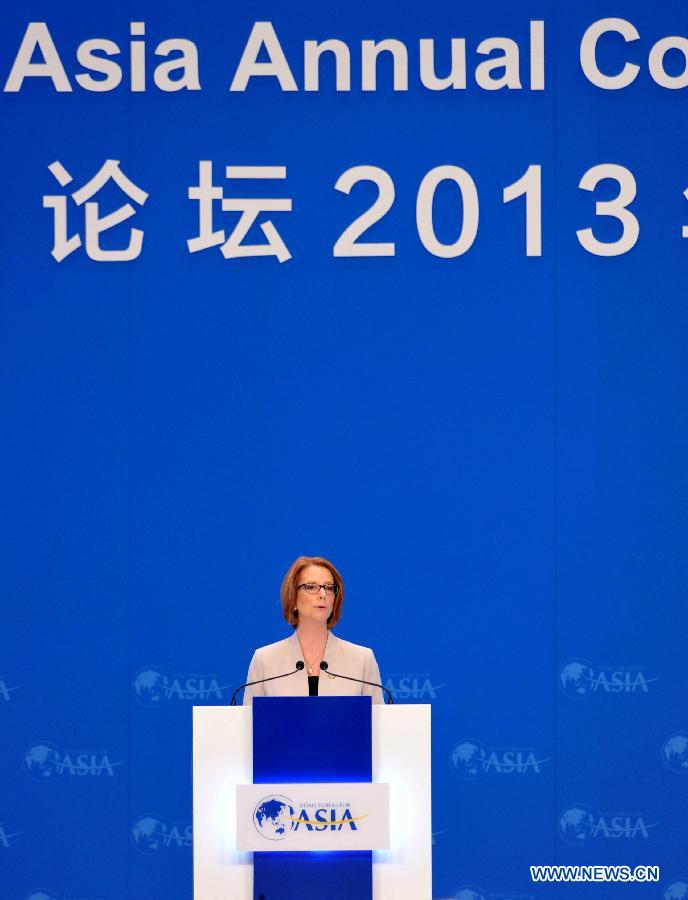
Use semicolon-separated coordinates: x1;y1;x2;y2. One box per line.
281;556;344;629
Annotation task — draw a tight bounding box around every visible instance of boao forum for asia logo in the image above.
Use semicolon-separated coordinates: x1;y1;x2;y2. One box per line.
450;739;550;780
26;893;62;900
663;879;688;900
450;888;534;900
0;675;19;701
558;804;659;844
253;795;363;842
383;673;446;701
25;892;106;900
662;734;688;774
0;819;20;847
558;658;658;698
132;665;231;706
24;888;106;900
23;742;124;782
130;814;193;854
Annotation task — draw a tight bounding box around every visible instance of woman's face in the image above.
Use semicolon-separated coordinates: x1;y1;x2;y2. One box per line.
295;564;336;627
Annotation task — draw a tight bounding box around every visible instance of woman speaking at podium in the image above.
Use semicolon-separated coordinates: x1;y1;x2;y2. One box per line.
242;555;384;704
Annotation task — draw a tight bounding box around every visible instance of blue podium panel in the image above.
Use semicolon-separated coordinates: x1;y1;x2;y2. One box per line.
252;697;372;900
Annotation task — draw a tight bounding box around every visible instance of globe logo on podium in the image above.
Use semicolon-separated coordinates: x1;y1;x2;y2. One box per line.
133;667;169;707
25;892;58;900
23;743;60;782
558;660;595;698
450;740;486;780
558;805;594;844
253;795;296;840
130;814;168;854
663;734;688;774
664;880;688;899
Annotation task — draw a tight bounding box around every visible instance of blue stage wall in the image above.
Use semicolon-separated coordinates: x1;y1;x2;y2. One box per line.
1;1;687;898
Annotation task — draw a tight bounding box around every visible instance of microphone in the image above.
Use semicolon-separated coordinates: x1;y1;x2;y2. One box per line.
230;661;305;705
320;661;394;705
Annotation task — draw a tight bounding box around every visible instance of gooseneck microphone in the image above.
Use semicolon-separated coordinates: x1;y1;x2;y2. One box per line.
230;661;305;705
320;661;394;704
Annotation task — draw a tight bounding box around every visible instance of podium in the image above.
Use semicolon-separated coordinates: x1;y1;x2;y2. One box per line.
193;697;432;899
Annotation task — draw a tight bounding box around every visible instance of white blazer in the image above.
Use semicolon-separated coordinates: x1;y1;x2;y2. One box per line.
242;631;384;705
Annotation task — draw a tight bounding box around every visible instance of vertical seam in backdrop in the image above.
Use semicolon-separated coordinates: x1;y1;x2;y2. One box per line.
126;0;133;884
553;0;560;883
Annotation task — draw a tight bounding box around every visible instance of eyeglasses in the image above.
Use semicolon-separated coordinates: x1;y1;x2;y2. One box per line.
297;582;339;596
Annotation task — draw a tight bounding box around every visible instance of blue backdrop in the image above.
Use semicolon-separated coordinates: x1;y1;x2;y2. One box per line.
1;1;687;898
